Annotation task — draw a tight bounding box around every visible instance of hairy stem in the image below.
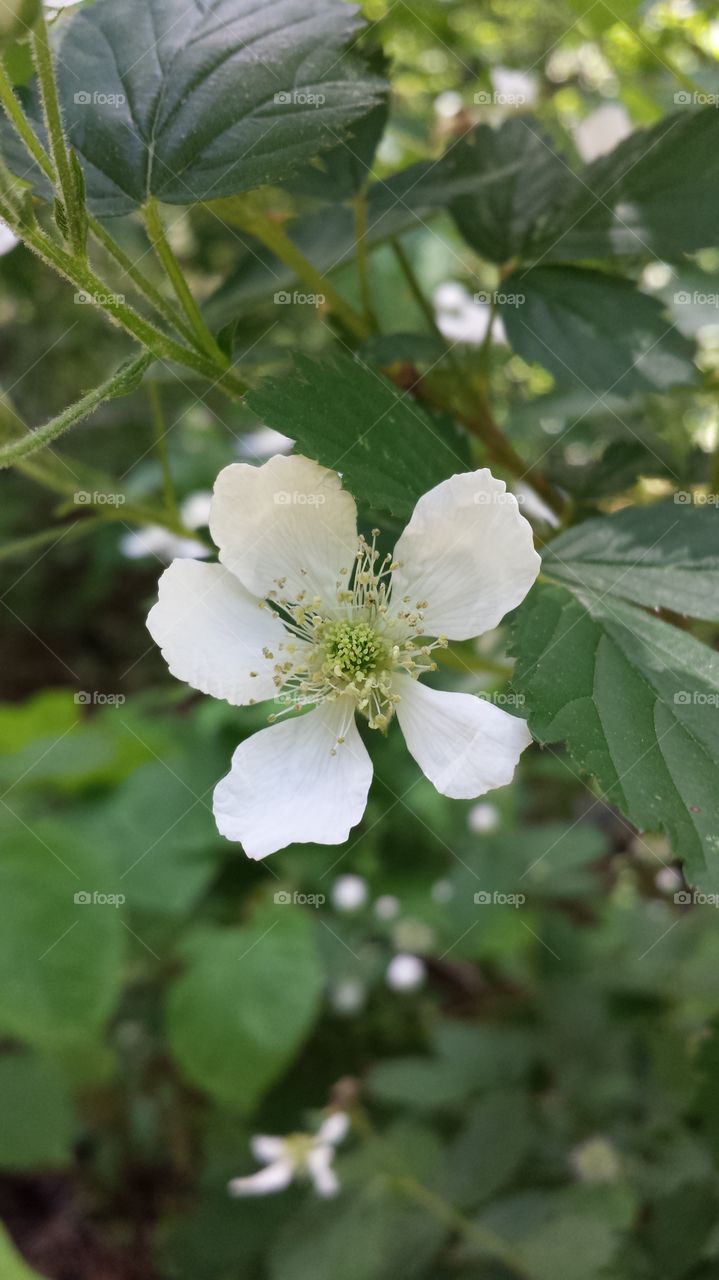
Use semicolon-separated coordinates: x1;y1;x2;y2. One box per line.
393;1176;533;1278
144;197;229;365
31;7;86;255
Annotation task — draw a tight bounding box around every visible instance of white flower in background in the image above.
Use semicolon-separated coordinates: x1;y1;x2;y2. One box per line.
569;1136;621;1183
0;219;19;257
147;454;539;858
228;1112;349;1199
431;878;455;903
237;425;294;461
331;873;369;913
655;866;683;894
329;977;366;1015
468;801;500;834
374;893;401;921
386;952;426;992
491;67;538;107
574;104;631;163
434;282;507;346
122;491;212;563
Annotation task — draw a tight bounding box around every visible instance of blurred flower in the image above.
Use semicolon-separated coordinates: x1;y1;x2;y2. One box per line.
393;918;435;953
431;878;455;903
228;1112;349;1199
434;282;507;346
569;1136;621;1183
331;873;369;913
655;866;683;894
122;491;211;563
329;978;366;1015
237;426;294;461
574;104;631;163
492;67;538;106
386;953;426;992
147;455;539;857
0;220;19;257
374;893;401;921
467;801;500;834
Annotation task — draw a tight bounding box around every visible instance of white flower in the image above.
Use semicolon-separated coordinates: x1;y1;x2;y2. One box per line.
467;801;500;834
331;873;369;913
228;1112;349;1199
386;952;426;992
374;893;401;921
122;491;212;563
0;220;19;257
147;454;540;858
434;283;507;347
573;104;632;163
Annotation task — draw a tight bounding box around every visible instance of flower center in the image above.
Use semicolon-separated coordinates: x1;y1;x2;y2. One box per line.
321;620;389;682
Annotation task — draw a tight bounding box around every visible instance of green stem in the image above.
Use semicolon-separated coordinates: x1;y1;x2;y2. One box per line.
352;193;377;332
390;236;462;377
88;215;201;349
394;1176;533;1278
225;199;370;341
0;353;152;468
0;53;55;181
149;382;179;519
0;518;100;563
144;197;228;366
31;7;86;255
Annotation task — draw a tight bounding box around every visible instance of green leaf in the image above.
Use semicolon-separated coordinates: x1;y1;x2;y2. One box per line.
5;0;385;215
535;108;719;262
166;907;323;1111
0;817;124;1052
246;354;469;518
544;502;719;622
439;1092;532;1210
0;1228;47;1280
0;1052;75;1170
512;581;719;888
471;1188;626;1280
501;267;696;397
450;118;573;264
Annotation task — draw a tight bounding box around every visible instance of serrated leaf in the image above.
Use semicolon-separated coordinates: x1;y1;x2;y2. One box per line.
166;908;323;1111
534;108;719;262
3;0;385;215
245;354;469;518
501;266;696;398
512;581;719;887
544;502;719;622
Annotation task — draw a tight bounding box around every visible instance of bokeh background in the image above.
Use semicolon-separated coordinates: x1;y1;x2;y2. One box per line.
2;1;719;1277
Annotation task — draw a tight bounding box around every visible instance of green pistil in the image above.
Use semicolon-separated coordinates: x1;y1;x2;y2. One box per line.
321;620;388;682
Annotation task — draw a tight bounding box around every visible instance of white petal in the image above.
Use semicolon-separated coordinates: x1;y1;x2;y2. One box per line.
209;455;358;607
390;470;540;640
147;559;286;706
251;1135;287;1164
213;699;372;858
228;1159;294;1197
316;1112;350;1147
307;1146;340;1198
395;675;532;799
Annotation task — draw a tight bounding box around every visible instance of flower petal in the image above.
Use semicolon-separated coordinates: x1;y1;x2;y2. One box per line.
251;1135;287;1164
210;455;358;607
390;470;540;640
147;559;286;706
307;1146;340;1198
316;1112;350;1147
228;1159;294;1197
213;699;372;858
394;675;532;799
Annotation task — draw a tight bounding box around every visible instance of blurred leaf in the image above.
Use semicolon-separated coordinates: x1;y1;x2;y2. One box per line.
0;1228;48;1280
470;1187;627;1279
501;267;696;398
0;1052;75;1169
439;1091;532;1210
167;907;323;1111
246;354;469;518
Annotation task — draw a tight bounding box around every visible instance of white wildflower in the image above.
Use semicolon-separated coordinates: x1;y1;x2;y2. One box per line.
228;1112;349;1199
386;952;426;992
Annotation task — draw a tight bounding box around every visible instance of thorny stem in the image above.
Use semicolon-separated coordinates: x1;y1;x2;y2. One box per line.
31;6;86;255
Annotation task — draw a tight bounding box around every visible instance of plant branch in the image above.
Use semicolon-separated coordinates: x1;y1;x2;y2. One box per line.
30;6;86;255
393;1176;533;1278
143;197;229;365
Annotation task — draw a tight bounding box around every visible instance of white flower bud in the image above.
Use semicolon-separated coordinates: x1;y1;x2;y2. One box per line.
331;874;368;913
386;953;426;992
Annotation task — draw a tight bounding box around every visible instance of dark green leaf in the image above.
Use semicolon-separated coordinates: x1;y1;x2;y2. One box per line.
0;1053;75;1170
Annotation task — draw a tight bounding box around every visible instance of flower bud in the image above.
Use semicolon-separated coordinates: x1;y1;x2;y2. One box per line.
0;0;41;44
